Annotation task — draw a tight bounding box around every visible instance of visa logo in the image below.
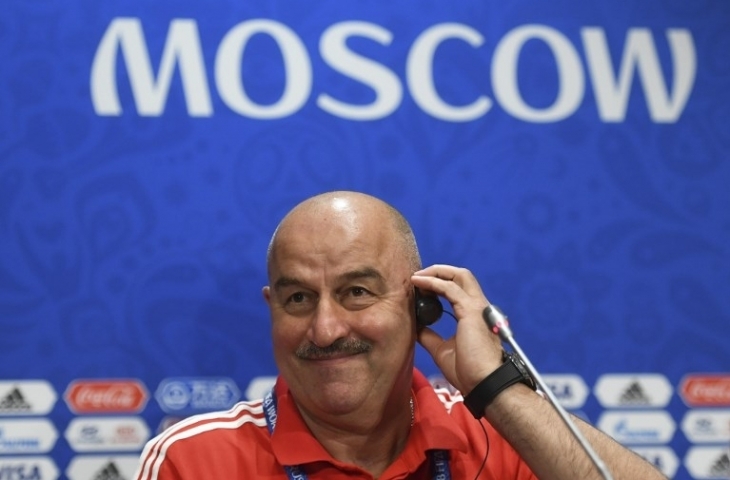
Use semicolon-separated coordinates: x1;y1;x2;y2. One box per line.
0;465;42;480
542;374;588;409
550;383;573;398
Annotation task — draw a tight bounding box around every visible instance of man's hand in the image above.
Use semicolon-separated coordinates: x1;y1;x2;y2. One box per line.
411;264;504;395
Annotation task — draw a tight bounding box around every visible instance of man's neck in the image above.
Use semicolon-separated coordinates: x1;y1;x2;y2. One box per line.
297;395;414;478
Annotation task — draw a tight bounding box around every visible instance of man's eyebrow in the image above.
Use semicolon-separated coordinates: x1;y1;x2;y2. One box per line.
272;276;304;291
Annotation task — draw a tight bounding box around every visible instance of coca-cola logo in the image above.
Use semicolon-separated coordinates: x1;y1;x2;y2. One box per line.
64;380;149;413
680;375;730;406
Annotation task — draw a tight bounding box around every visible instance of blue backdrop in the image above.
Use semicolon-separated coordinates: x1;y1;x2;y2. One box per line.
1;0;729;479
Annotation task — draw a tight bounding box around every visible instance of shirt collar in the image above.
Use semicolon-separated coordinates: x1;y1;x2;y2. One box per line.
270;369;468;467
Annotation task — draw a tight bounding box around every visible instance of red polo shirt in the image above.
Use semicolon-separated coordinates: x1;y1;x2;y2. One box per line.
135;370;536;479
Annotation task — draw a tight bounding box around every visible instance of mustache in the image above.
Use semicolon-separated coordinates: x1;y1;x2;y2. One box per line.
296;338;373;360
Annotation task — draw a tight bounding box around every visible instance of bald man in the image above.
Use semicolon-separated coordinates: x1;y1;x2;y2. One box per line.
135;191;666;480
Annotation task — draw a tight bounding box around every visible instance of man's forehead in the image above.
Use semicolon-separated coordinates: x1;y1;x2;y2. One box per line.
272;214;393;261
269;217;408;275
267;193;416;279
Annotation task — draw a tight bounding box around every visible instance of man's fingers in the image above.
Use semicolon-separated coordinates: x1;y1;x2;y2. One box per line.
418;327;460;390
412;274;489;319
416;326;443;356
413;264;485;298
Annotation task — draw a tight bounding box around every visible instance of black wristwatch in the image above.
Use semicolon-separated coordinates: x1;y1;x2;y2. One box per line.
463;351;537;419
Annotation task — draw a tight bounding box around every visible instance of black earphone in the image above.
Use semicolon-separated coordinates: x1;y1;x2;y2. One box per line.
414;288;443;328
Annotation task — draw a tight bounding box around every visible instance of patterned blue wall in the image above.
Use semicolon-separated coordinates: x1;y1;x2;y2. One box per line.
1;0;729;478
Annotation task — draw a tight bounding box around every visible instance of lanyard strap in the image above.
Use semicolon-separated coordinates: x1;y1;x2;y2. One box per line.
263;389;451;480
263;390;308;479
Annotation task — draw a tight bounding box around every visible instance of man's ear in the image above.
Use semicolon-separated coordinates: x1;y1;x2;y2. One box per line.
262;286;271;305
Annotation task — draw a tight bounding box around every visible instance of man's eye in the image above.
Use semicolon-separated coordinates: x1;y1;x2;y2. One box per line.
281;291;315;315
346;286;374;299
351;287;367;297
288;292;306;303
340;286;376;310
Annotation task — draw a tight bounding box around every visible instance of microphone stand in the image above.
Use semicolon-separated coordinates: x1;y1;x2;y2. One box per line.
482;305;614;480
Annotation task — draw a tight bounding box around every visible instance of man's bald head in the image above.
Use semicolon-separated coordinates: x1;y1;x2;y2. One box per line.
266;191;421;275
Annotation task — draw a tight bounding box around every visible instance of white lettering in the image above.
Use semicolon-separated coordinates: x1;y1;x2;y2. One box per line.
215;19;311;119
407;23;491;122
492;24;584;122
90;18;696;124
75;386;136;408
582;27;696;123
689;382;730;400
318;22;402;120
91;18;212;116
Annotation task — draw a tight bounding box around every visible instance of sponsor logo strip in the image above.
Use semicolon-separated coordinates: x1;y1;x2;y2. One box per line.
0;419;58;454
65;417;151;452
0;456;59;480
681;409;730;444
66;455;141;480
0;380;58;416
64;380;148;414
542;374;589;410
597;411;676;445
680;374;730;407
594;374;673;408
154;377;240;414
684;446;730;479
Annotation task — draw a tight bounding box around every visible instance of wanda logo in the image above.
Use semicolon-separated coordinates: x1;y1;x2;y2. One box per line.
65;380;148;413
680;375;730;406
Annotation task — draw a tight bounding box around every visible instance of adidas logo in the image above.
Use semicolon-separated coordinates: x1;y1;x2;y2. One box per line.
93;462;126;480
709;452;730;476
618;381;650;406
0;387;32;412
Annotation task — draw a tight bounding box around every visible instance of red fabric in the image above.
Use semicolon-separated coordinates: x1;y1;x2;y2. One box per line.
134;369;536;480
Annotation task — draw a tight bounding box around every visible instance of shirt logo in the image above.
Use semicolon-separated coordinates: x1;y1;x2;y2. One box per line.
64;380;148;414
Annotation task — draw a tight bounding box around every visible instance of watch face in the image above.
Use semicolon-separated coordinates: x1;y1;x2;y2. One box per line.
512;354;536;389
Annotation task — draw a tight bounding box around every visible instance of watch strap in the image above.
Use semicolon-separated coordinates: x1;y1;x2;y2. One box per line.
463;352;535;419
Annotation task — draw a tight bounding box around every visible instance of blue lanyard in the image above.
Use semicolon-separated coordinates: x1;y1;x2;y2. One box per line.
263;389;451;480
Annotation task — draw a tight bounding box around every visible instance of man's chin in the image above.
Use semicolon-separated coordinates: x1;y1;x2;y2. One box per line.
298;378;372;415
311;389;367;416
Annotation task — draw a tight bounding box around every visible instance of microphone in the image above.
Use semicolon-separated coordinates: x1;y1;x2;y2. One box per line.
482;304;614;480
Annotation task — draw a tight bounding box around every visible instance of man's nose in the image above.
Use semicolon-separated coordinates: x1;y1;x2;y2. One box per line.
307;296;351;347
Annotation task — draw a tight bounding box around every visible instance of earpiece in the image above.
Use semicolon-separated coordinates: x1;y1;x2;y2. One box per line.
414;288;443;328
